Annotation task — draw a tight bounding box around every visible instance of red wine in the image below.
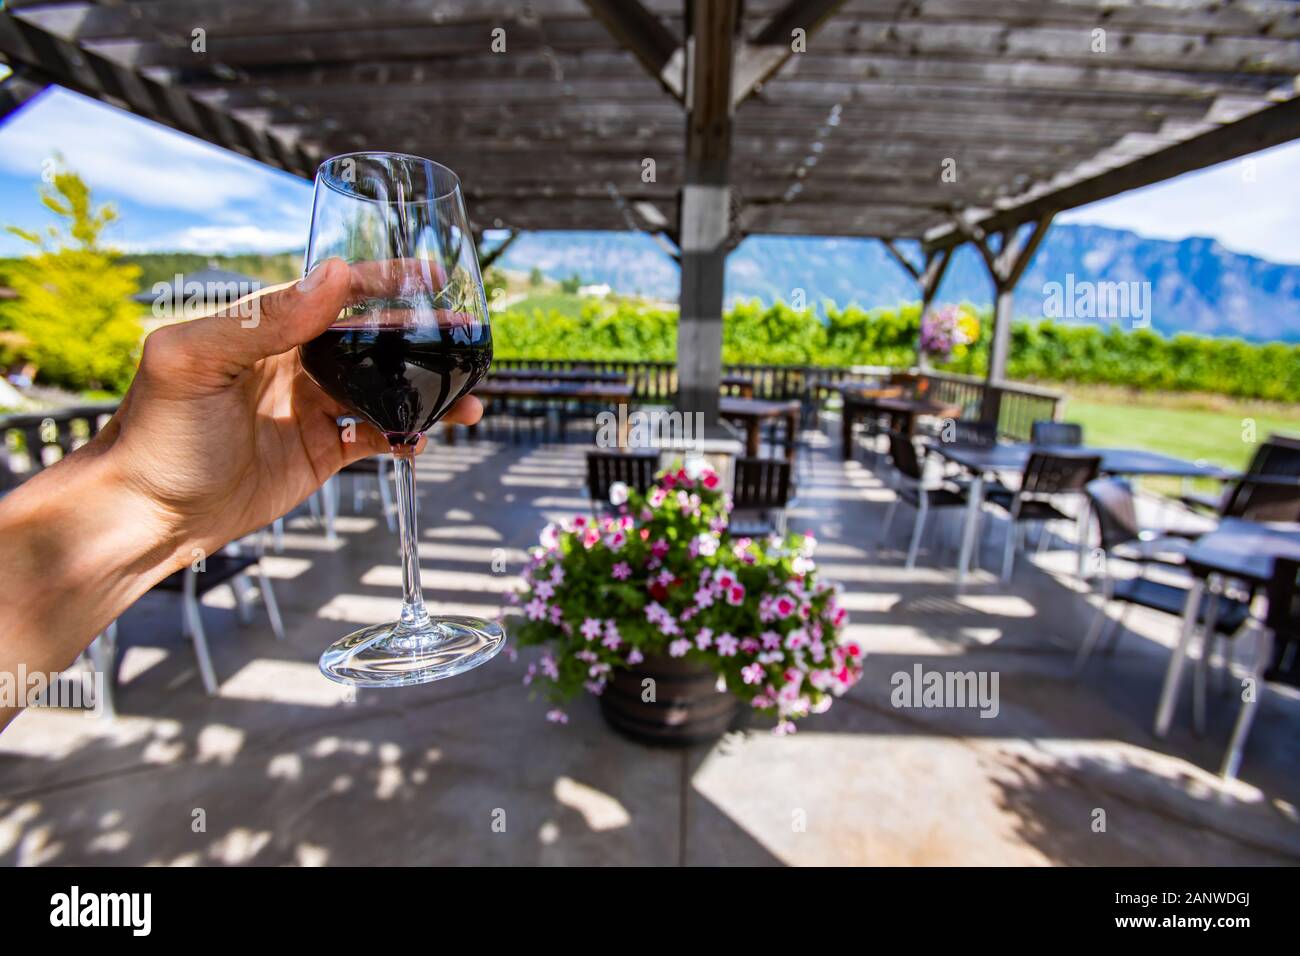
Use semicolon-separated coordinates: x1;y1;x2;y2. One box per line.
300;322;491;445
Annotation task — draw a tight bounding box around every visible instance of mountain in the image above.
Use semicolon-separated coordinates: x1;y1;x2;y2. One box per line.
494;224;1300;343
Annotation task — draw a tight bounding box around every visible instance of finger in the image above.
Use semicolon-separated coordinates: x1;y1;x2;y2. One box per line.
170;258;350;375
442;394;483;426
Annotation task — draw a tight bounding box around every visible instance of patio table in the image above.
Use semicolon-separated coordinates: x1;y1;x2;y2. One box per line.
840;393;954;459
721;374;755;398
720;396;800;462
930;442;1238;589
471;379;635;444
1153;517;1300;737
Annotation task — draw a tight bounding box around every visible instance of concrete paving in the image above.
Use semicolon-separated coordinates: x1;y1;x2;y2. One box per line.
2;424;1298;866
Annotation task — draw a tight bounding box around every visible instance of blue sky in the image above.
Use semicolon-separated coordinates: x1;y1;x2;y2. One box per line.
2;86;1299;264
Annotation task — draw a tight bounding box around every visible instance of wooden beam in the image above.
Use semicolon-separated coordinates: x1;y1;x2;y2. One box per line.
731;0;849;107
579;0;684;101
677;0;737;430
925;95;1300;253
0;11;318;177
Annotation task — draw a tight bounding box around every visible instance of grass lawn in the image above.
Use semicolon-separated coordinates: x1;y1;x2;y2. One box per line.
504;292;588;320
1062;387;1300;493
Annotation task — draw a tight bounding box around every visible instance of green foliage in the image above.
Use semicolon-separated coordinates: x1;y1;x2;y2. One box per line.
529;266;544;287
0;168;143;393
496;295;1300;402
118;250;301;288
559;273;582;294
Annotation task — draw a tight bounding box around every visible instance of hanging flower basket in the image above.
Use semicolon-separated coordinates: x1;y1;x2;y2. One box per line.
507;462;863;744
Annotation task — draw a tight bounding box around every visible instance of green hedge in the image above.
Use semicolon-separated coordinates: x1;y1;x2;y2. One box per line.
494;298;1300;403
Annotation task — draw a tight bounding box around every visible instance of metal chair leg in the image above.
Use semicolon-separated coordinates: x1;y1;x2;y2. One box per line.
231;572;255;625
183;571;219;695
85;621;118;719
272;517;285;553
1000;516;1018;583
1073;574;1115;675
258;566;286;641
877;498;899;552
1193;591;1223;736
1220;629;1271;781
905;495;928;569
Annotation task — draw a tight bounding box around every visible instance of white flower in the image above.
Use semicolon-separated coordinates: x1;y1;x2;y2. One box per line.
608;481;629;506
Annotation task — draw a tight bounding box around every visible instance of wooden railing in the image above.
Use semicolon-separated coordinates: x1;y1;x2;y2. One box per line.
0;403;117;491
493;359;1065;440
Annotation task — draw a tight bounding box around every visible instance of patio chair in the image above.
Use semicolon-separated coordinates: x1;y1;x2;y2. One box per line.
730;456;794;537
1073;479;1250;678
1220;558;1300;781
586;450;659;511
985;450;1101;582
152;531;285;695
878;432;968;568
1178;434;1300;516
342;454;397;532
1030;420;1084;446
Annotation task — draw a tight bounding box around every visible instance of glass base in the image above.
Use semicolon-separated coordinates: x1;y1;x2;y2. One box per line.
319;615;506;688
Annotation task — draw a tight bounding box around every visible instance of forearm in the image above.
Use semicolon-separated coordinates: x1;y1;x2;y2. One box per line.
0;438;183;729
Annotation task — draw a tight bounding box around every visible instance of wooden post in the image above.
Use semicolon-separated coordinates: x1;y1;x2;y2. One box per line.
676;0;736;428
948;215;1052;429
883;240;952;371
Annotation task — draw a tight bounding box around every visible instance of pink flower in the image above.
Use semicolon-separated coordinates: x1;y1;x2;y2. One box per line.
740;637;761;654
772;720;797;736
784;628;809;650
534;580;555;600
584;680;606;696
541;654;559;679
546;709;569;724
695;627;714;650
606;530;627;551
741;663;765;685
651;538;669;559
627;647;644;665
549;565;565;584
716;570;737;591
572;515;587;529
773;595;797;618
601;632;622;650
669;638;692;657
832;606;848;628
716;633;739;656
761;630;782;650
524;598;548;621
694;586;714;609
580;617;602;641
612;561;632;581
701;470;720;490
726;583;746;606
583;526;601;549
548;605;563;625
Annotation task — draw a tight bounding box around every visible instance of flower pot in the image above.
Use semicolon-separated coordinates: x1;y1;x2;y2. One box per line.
599;654;741;746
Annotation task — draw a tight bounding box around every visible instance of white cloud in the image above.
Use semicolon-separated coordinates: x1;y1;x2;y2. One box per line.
0;87;308;215
125;224;307;255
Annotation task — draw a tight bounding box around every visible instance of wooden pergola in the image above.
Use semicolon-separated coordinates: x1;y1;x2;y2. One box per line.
2;0;1299;426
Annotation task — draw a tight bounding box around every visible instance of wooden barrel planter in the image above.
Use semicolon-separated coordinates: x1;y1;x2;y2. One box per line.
600;654;741;745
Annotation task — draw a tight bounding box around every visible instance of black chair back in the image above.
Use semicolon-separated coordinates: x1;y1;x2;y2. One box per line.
732;457;793;511
1222;477;1300;523
586;451;659;504
949;420;996;447
1263;558;1300;688
886;431;924;482
1031;420;1083;446
1020;451;1101;497
1085;478;1141;552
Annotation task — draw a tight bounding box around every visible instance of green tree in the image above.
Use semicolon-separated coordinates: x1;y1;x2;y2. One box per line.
529;266;544;287
0;167;143;394
559;273;582;294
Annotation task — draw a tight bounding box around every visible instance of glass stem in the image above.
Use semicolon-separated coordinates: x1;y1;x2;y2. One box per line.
392;450;430;630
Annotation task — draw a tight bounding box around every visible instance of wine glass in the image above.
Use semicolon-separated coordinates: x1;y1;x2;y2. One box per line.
298;152;504;687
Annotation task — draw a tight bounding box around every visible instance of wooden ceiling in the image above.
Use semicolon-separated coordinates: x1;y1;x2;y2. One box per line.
2;0;1299;249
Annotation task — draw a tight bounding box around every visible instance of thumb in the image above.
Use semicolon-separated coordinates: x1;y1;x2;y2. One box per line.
171;258;350;375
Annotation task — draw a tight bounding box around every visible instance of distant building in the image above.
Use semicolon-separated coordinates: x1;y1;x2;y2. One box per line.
134;263;262;320
578;283;611;298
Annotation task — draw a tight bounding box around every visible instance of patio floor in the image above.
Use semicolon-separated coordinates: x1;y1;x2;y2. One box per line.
2;424;1298;866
